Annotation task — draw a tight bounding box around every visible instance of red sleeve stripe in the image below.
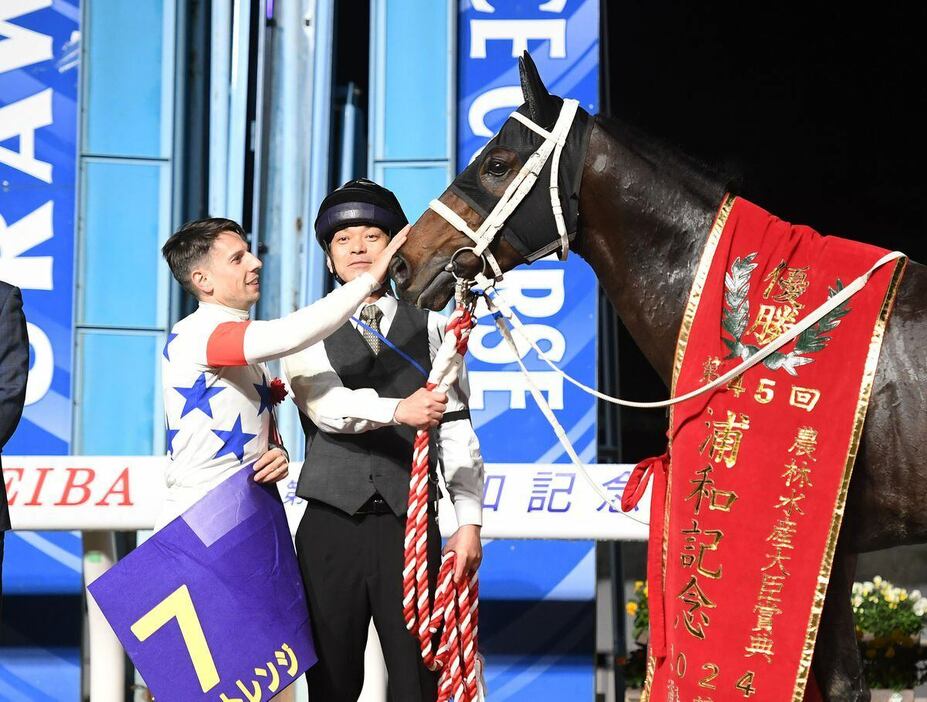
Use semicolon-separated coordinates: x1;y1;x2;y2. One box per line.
206;321;251;367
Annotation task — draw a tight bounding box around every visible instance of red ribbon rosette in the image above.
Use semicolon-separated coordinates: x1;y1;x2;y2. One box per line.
270;377;288;406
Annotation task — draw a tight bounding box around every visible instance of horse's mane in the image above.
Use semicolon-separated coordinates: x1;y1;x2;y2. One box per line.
593;112;736;204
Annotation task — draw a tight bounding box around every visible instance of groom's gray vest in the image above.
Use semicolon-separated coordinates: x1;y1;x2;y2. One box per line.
296;301;436;516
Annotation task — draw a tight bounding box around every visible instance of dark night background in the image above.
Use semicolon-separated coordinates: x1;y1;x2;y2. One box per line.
600;2;926;462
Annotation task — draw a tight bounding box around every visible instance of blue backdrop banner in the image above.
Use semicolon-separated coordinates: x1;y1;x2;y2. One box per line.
457;1;600;699
1;0;78;457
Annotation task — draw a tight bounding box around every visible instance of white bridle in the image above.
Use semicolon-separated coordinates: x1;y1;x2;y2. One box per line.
428;98;581;280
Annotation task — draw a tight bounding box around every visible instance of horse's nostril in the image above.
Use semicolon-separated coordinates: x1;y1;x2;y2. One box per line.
390;254;409;287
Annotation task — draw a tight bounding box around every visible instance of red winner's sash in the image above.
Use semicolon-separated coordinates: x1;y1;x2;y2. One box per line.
628;196;906;702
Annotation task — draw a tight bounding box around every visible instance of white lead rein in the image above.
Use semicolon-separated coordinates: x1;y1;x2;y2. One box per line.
480;290;650;526
470;249;904;521
474;249;905;409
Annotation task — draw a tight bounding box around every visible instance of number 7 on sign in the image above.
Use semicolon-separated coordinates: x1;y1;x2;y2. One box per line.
131;584;221;692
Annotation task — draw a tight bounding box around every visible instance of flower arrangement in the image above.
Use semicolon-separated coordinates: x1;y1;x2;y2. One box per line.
626;579;650;642
620;580;650;689
851;576;927;691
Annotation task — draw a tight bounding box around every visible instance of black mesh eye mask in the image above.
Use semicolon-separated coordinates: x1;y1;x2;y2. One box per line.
447;101;593;262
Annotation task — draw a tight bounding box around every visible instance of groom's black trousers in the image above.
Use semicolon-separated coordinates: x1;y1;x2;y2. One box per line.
295;497;441;702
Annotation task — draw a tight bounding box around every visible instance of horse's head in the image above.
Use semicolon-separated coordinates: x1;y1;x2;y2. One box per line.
392;52;592;309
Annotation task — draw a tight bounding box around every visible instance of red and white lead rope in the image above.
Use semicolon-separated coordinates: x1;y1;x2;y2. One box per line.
402;291;482;701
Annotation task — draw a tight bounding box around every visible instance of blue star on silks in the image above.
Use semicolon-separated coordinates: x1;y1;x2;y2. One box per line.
253;375;273;416
212;414;257;462
174;373;225;418
162;333;178;360
166;425;180;455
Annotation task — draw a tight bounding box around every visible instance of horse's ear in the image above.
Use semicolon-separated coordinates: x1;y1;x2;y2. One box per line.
518;51;559;128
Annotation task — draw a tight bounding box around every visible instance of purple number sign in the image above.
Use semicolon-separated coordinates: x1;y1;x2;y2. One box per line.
88;467;316;700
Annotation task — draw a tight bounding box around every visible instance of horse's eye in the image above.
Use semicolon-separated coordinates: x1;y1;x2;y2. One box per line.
486;159;508;177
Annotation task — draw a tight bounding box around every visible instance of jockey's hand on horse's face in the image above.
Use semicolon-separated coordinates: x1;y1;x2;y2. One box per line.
444;524;482;583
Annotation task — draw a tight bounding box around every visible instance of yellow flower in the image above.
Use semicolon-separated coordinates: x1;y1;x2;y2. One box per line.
626;602;639;616
634;580;644;592
885;646;895;658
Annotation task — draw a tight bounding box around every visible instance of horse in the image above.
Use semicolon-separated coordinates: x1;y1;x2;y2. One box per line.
390;52;927;701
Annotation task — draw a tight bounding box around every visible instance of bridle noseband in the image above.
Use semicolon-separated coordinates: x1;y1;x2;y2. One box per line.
428;98;581;281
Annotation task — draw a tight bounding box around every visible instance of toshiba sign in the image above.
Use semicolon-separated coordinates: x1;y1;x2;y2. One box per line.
3;456;166;530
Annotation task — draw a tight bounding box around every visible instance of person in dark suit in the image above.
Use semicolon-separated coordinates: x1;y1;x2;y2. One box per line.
0;282;30;591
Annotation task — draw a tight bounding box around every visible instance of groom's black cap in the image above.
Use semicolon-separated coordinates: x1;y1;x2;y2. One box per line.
315;178;408;249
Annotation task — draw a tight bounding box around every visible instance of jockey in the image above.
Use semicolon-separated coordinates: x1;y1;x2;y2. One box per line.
157;215;405;528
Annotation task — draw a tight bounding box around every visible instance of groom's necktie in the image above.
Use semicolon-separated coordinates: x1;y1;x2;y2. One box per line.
359;304;383;355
